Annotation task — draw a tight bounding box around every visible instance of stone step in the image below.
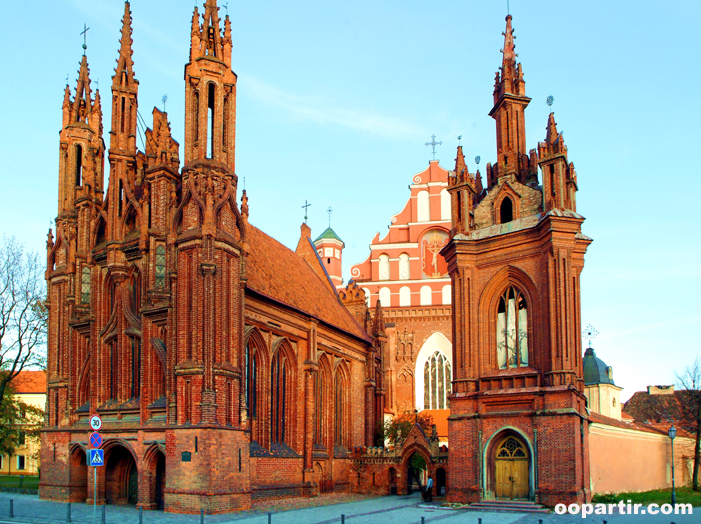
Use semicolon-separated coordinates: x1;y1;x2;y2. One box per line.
467;501;550;513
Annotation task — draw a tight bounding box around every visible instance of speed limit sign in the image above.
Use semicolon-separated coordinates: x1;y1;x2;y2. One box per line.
89;415;102;431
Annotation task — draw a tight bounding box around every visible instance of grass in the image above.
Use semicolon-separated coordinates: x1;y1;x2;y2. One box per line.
592;486;701;507
0;474;40;490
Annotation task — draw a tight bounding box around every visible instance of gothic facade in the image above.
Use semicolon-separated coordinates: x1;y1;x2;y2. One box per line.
41;1;382;513
441;15;591;506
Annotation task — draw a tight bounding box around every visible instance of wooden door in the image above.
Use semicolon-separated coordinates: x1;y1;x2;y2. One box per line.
495;459;512;498
494;436;529;500
512;459;528;499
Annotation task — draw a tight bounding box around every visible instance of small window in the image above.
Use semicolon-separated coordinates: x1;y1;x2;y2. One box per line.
17;455;25;470
612;398;617;407
155;246;166;288
18;431;26;446
81;266;91;304
75;145;83;187
500;197;513;224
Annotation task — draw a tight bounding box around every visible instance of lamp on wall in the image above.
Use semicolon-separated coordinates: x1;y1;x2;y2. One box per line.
668;424;677;505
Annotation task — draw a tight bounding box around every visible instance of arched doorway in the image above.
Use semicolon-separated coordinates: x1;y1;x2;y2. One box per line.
405;452;426;495
493;435;529;500
105;445;138;505
314;462;325;493
436;467;446;497
69;447;88;502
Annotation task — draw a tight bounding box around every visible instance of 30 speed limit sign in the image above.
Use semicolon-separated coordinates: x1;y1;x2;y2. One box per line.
89;415;102;431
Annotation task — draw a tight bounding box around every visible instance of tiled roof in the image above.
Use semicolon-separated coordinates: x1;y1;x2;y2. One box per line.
422;409;449;438
314;227;344;245
10;370;46;394
588;411;667;436
245;224;370;342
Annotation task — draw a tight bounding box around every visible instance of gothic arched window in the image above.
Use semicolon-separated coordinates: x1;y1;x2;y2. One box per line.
314;366;326;446
497;286;529;369
500;197;513;224
271;350;288;444
245;341;258;419
423;351;451;410
334;368;346;447
75;144;83;187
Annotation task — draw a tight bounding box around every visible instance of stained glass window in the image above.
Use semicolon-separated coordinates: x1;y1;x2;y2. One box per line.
155;246;166;288
80;266;91;304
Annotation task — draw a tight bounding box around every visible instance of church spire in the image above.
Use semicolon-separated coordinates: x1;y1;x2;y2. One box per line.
71;55;93;124
488;15;532;187
538;112;578;212
110;0;138;154
114;1;136;88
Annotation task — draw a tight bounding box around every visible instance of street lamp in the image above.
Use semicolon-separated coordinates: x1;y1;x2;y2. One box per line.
668;425;677;505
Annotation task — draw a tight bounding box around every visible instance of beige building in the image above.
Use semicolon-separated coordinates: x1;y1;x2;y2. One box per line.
1;371;46;476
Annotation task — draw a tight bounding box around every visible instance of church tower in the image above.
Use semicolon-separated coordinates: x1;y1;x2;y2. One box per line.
313;227;345;288
442;15;592;507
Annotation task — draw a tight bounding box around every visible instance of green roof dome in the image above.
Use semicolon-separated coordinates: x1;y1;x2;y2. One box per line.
314;227;344;245
583;347;615;386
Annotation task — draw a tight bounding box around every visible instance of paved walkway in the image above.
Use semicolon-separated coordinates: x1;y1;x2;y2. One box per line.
0;492;696;524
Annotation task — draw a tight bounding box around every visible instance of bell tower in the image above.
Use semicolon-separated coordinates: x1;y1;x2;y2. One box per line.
442;15;592;508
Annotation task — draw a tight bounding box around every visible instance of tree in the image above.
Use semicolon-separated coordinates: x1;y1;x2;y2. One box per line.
0;383;44;459
0;236;47;406
382;411;435;447
676;357;701;491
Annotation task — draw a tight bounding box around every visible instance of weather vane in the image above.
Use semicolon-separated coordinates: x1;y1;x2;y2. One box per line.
475;155;481;166
224;2;229;16
302;200;311;223
162;94;168;112
80;24;90;55
583;324;598;348
327;206;333;227
425;134;442;161
547;94;554;108
457;135;462;146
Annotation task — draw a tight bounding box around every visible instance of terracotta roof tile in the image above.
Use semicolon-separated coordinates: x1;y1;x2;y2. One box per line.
422;409;449;438
245;224;370;342
589;411;667;436
10;370;47;394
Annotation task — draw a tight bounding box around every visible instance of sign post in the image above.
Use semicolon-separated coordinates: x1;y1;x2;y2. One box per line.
88;415;102;522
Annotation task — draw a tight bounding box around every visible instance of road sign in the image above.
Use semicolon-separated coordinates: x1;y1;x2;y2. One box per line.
89;432;102;448
89;414;102;431
88;449;104;467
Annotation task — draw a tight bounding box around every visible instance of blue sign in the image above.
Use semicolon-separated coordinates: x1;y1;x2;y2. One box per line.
89;449;104;467
90;432;102;448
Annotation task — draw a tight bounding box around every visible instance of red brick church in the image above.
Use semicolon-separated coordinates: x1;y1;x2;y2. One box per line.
41;1;384;513
40;1;592;514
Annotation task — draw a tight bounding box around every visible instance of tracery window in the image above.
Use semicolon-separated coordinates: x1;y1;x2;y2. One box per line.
80;266;91;304
497;286;529;369
314;367;325;446
155;246;166;288
270;350;288;444
423;351;451;410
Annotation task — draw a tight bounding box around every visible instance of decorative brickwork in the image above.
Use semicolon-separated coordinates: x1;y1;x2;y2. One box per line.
441;15;592;507
40;1;380;514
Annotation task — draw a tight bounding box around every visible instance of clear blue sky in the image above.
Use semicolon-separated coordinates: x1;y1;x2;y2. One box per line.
1;1;699;401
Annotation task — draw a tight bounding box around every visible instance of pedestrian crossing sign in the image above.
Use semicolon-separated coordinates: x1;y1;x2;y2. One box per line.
89;449;104;467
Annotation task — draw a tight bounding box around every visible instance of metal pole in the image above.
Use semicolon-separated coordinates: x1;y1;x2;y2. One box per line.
671;437;676;505
94;466;97;522
341;515;345;524
268;512;272;524
200;508;204;524
139;506;143;524
9;499;13;518
101;504;105;524
67;502;72;522
421;517;425;524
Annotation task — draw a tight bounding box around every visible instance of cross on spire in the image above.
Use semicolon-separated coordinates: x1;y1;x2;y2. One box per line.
583;324;599;348
224;2;229;15
80;24;90;55
162;94;168;112
327;206;333;227
425;134;443;161
302;200;311;223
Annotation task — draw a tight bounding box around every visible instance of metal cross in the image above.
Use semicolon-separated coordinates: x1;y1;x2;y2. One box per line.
224;2;229;16
425;134;442;161
457;135;462;146
162;94;168;112
583;324;599;348
327;206;333;227
80;24;90;55
302;200;311;223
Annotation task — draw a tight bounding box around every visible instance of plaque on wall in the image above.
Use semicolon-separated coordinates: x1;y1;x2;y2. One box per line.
181;451;192;462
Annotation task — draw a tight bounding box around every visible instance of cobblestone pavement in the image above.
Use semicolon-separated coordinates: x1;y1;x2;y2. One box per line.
0;493;696;524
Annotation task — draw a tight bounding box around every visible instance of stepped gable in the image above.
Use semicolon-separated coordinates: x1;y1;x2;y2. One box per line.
245;224;370;341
